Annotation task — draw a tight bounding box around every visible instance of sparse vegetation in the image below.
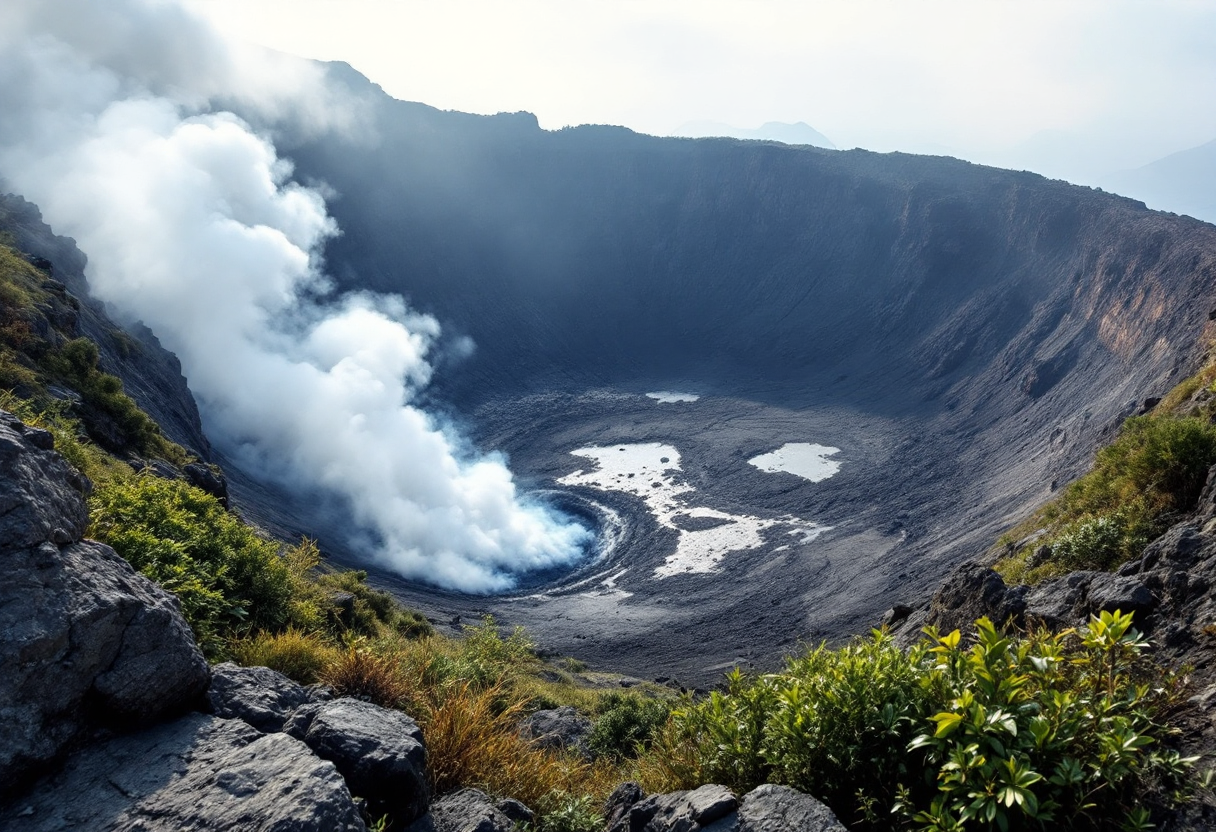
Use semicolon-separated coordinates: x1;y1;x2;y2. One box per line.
998;402;1216;583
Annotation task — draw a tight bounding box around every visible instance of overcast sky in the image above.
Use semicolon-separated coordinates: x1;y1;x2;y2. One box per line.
186;0;1216;185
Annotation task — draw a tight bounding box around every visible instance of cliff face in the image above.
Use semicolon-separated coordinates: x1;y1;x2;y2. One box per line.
0;193;210;458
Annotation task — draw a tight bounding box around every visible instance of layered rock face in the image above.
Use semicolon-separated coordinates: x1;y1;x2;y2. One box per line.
0;410;428;830
0;409;209;793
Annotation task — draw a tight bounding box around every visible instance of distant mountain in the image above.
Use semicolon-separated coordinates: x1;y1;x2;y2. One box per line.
672;120;836;148
1103;138;1216;224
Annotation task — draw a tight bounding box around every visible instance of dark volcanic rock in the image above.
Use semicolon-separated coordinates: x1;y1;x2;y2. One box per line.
0;410;209;793
0;713;366;831
607;784;738;832
285;698;429;825
207;662;328;733
409;788;514;832
733;784;846;832
520;705;593;757
922;562;1028;635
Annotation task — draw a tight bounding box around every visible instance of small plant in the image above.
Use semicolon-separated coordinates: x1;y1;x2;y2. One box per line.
322;639;413;708
587;692;674;760
230;628;337;685
531;791;602;832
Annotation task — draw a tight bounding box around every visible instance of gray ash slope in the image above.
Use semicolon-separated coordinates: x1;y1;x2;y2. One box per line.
228;65;1216;684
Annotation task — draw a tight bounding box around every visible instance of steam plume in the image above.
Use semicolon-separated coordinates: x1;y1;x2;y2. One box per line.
0;0;590;592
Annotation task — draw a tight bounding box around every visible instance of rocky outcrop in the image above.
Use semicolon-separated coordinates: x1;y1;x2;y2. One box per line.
408;788;516;832
0;410;209;794
285;698;430;826
603;783;844;832
520;705;594;758
0;713;366;831
206;662;330;733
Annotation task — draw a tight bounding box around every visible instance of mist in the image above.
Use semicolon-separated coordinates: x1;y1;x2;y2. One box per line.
0;0;591;592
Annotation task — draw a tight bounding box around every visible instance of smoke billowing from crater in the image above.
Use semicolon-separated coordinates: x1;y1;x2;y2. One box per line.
0;0;590;592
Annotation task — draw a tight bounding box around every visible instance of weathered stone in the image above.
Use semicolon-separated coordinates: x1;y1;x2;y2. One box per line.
207;662;328;733
734;784;845;832
285;698;429;825
0;410;88;550
610;784;738;832
495;798;534;826
0;411;208;793
924;562;1026;635
410;788;514;832
183;462;229;508
604;781;645;831
0;712;366;831
520;705;593;757
1085;573;1156;617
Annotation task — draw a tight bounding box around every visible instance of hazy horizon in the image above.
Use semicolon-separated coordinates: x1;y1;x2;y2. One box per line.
185;0;1216;200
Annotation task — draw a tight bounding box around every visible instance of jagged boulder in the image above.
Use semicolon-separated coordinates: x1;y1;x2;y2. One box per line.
0;410;209;793
604;783;844;832
286;698;429;825
520;705;593;757
408;788;515;832
207;662;330;733
922;562;1028;635
0;712;366;831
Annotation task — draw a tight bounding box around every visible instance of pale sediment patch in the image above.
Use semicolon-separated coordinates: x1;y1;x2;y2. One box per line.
559;443;829;578
646;391;700;403
748;443;842;482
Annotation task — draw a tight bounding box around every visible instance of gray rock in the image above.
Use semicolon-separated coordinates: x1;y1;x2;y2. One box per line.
924;562;1027;635
183;462;229;508
0;411;209;792
734;784;845;832
207;662;329;733
520;705;593;756
604;781;645;831
1085;573;1156;617
1024;571;1155;628
410;788;514;832
0;712;366;831
495;798;534;825
609;784;737;832
0;410;89;550
285;698;429;825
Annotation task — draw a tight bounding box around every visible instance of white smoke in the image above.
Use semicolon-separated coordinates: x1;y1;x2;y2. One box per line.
0;0;590;592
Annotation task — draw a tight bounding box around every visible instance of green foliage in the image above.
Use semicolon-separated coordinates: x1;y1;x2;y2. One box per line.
905;613;1192;832
530;792;603;832
640;615;1192;831
89;474;295;657
229;628;338;685
587;693;674;761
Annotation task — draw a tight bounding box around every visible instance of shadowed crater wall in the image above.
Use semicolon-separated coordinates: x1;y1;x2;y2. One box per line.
235;65;1216;683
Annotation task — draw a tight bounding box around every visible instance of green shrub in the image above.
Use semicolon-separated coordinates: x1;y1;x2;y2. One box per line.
587;693;674;761
531;792;603;832
89;474;295;656
639;615;1192;831
904;613;1192;832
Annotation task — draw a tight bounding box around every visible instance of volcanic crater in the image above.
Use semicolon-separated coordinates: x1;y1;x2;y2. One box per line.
218;66;1216;684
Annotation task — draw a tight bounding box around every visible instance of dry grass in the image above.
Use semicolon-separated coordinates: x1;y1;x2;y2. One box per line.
418;680;619;809
321;642;416;708
229;628;339;685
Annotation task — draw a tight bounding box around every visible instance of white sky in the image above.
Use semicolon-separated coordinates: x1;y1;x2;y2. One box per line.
187;0;1216;184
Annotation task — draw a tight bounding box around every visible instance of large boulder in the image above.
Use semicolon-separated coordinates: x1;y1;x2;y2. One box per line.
207;662;329;733
408;788;515;832
0;712;366;831
922;562;1028;636
605;783;845;832
0;410;209;793
286;698;429;826
520;705;593;757
731;784;846;832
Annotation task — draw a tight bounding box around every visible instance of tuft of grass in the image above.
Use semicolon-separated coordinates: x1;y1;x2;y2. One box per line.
322;640;414;708
229;628;338;685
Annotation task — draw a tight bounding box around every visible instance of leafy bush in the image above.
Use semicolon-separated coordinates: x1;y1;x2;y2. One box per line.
904;613;1192;832
588;693;675;761
637;614;1192;831
89;474;296;656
